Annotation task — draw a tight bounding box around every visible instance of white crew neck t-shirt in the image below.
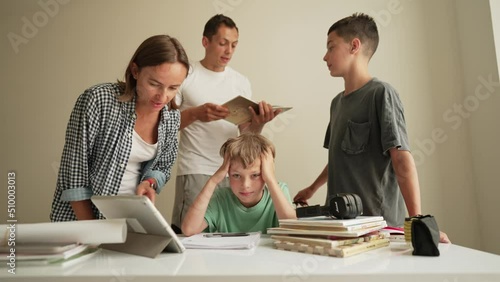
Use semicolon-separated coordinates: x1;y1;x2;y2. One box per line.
118;130;157;195
175;61;252;175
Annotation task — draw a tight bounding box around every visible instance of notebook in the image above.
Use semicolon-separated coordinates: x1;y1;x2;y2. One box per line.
181;232;261;250
91;195;185;255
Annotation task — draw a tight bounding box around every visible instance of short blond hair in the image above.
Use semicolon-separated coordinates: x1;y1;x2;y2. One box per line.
220;133;275;168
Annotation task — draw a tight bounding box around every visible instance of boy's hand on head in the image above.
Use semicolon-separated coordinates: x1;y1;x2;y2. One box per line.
260;149;277;183
211;153;231;184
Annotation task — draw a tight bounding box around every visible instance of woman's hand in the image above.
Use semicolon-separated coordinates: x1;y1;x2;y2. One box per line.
136;181;156;203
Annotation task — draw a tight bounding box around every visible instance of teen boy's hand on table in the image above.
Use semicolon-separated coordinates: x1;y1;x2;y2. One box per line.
293;186;316;206
293;165;328;206
440;231;451;243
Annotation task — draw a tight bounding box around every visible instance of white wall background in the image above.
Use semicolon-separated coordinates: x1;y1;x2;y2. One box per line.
2;0;499;254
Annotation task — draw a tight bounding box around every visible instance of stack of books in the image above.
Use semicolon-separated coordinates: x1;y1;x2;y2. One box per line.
268;216;390;258
0;218;127;266
0;243;99;267
380;226;406;242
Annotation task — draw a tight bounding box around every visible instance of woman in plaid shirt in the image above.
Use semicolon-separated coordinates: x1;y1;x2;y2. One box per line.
50;35;189;221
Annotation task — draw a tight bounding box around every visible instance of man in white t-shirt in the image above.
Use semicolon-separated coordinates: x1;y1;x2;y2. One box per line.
172;14;279;231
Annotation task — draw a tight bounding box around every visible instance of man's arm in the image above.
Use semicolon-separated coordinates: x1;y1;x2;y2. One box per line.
389;148;421;216
179;103;229;130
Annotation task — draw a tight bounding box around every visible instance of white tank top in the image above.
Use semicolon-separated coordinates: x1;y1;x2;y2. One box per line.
118;130;157;195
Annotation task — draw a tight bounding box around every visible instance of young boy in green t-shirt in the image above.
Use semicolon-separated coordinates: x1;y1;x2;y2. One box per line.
181;132;296;236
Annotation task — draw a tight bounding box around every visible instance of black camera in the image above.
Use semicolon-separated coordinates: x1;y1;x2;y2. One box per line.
295;193;363;219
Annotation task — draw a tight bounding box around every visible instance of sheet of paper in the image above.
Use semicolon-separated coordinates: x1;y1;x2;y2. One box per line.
0;244;89;261
181;232;261;249
0;242;79;254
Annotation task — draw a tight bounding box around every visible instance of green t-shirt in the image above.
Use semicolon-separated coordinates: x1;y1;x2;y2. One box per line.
204;182;291;234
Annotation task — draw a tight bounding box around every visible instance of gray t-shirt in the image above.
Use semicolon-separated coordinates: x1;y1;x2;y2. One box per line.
324;78;409;227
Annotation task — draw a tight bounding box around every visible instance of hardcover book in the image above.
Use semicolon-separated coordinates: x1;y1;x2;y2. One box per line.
268;216;387;238
222;95;292;125
279;216;385;227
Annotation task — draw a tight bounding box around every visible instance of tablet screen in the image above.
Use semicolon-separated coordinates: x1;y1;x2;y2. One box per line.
91;195;185;253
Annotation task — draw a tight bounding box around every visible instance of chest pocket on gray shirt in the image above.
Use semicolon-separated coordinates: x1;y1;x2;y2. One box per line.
341;120;371;154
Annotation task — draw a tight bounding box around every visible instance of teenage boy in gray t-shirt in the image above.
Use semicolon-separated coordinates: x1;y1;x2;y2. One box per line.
293;13;450;242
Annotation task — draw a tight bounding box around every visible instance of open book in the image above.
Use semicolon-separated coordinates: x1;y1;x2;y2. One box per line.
222;95;292;125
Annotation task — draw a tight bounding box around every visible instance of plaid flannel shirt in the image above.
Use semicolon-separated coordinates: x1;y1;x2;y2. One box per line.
50;83;179;221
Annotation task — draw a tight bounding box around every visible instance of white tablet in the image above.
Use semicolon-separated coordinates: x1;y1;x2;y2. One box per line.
91;195;185;253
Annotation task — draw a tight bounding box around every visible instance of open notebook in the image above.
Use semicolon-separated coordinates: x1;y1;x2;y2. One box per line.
181;232;261;250
91;195;185;257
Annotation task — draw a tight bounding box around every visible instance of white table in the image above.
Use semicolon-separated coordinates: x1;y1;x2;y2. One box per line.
2;238;499;282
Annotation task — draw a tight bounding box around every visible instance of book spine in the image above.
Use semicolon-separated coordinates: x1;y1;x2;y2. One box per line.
273;236;363;248
329;238;364;247
279;222;384;231
335;239;390;257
